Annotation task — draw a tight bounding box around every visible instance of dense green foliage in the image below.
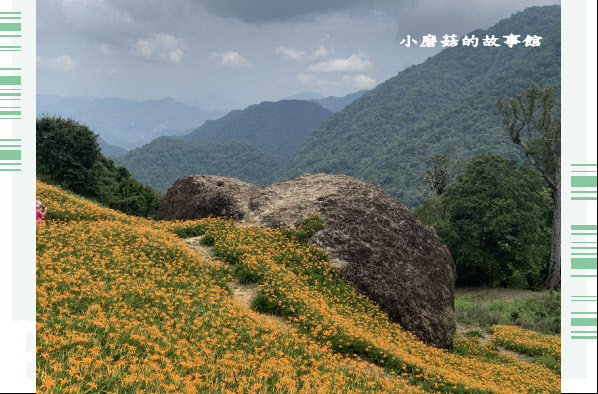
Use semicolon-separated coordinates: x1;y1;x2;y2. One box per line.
36;115;163;218
119;136;284;193
497;85;561;187
418;154;460;198
184;100;333;162
280;213;325;244
416;153;552;289
284;6;561;207
498;84;561;290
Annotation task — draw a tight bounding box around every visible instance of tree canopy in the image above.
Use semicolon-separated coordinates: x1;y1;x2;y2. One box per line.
497;84;561;290
416;153;552;289
36;115;163;218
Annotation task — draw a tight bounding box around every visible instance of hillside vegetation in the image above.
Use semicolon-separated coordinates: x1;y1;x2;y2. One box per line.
36;180;560;393
36;115;163;219
285;5;560;207
183;100;333;162
119;136;283;194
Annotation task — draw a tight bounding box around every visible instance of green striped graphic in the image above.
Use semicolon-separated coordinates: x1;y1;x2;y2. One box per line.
0;23;20;31
0;76;21;85
571;318;598;326
0;150;21;160
572;225;598;230
571;258;597;269
0;111;20;115
572;336;597;339
572;176;598;187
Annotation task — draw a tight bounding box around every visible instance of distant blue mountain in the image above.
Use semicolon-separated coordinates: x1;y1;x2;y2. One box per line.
310;90;369;112
284;91;325;101
36;95;225;150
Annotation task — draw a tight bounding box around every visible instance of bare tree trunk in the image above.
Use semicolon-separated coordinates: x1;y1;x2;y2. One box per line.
538;161;561;290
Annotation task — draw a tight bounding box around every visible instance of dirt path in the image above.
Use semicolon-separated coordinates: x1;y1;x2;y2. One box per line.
184;236;290;330
456;325;534;362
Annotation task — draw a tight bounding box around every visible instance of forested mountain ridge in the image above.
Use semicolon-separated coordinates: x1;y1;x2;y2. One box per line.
284;5;560;207
183;100;333;162
119;136;283;193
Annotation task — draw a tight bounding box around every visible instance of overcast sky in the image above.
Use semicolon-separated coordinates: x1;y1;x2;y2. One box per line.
36;0;560;110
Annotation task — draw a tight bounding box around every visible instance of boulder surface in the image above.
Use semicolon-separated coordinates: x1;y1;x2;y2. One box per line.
159;173;456;349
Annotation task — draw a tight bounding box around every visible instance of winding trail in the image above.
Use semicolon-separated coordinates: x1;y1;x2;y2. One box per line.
184;236;291;330
183;234;395;379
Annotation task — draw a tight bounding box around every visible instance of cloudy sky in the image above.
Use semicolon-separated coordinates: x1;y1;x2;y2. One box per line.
37;0;560;110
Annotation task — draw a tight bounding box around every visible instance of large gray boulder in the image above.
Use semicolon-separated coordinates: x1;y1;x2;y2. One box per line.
159;173;456;349
157;175;263;221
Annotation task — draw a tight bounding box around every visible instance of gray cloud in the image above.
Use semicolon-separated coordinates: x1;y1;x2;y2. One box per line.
209;51;254;68
36;0;561;107
36;55;78;72
393;0;561;39
131;33;188;64
196;0;387;24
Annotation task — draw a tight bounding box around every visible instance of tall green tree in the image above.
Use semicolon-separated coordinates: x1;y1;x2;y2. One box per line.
36;115;163;218
416;153;552;288
36;115;101;197
497;85;560;290
418;154;459;198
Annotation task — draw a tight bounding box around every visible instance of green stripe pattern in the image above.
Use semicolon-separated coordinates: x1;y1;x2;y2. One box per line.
0;139;21;171
571;313;598;339
571;225;597;277
0;71;21;117
0;12;21;36
571;164;598;200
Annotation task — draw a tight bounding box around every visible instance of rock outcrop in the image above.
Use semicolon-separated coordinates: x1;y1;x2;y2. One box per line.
157;175;263;221
158;173;456;349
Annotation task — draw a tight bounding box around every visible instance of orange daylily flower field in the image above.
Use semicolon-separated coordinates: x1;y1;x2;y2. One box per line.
36;180;560;393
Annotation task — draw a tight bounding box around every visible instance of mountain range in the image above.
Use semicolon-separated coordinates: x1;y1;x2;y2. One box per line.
285;5;560;207
36;95;225;150
50;5;561;207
